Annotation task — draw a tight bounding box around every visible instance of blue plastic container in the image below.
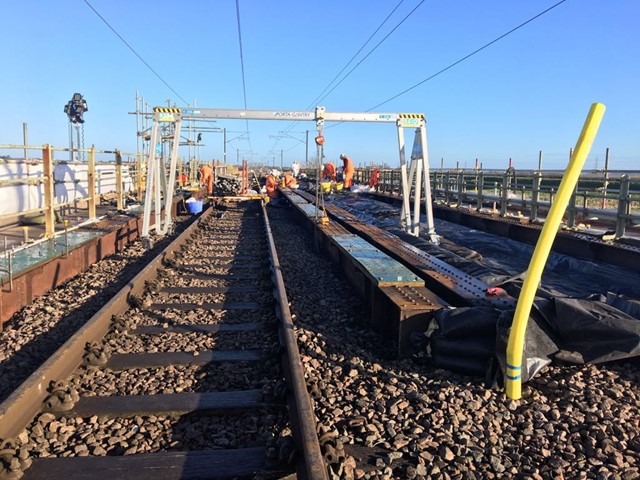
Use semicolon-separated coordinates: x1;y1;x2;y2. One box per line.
185;200;203;214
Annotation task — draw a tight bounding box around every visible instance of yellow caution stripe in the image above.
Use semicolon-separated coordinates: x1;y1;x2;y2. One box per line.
399;113;424;119
153;107;181;113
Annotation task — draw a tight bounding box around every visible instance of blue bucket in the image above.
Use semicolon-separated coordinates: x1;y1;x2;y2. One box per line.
185;200;203;214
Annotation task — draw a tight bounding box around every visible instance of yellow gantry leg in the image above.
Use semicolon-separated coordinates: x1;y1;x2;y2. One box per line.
505;103;606;400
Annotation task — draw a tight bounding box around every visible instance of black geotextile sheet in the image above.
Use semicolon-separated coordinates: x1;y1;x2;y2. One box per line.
427;292;640;384
322;193;640;381
325;194;640;298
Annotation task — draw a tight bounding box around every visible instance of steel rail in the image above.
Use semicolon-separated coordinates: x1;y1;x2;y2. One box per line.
0;201;327;479
261;202;328;480
0;208;211;440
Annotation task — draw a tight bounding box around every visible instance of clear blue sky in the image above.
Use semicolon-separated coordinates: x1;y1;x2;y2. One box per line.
2;0;638;170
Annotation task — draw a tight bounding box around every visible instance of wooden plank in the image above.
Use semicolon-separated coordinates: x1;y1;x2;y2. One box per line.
133;323;266;335
149;301;262;310
107;350;264;369
68;390;263;417
160;286;260;294
25;447;287;480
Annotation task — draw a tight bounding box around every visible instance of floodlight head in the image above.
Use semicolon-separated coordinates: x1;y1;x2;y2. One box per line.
65;93;88;123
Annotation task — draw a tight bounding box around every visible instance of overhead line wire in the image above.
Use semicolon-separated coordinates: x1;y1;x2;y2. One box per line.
316;0;425;107
83;0;188;105
235;0;252;153
278;0;414;141
303;0;406;112
367;0;568;111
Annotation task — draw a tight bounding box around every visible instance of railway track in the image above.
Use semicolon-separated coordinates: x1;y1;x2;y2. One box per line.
0;201;326;480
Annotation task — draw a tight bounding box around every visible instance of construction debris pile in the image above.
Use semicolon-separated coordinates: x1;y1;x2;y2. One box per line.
214;175;242;196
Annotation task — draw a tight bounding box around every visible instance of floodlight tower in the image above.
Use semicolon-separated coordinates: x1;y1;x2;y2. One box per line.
64;93;88;161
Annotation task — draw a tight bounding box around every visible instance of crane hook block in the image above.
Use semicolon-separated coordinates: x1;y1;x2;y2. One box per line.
315;134;325;146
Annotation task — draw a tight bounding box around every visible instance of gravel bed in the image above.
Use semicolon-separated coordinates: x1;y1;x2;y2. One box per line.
268;205;640;480
157;269;270;289
105;330;278;353
22;409;288;458
157;291;273;303
0;216;193;404
167;265;268;276
125;308;275;326
70;361;281;396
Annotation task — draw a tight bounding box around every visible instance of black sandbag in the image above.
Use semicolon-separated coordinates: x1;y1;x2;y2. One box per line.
430;335;495;359
495;306;560;383
550;297;640;364
433;307;501;338
429;353;489;376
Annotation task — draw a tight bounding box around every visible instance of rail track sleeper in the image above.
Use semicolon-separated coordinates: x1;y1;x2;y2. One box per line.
132;322;266;335
159;286;261;294
63;390;265;417
25;447;284;480
169;272;268;280
190;255;259;261
0;208;215;441
168;263;263;271
0;201;327;479
149;301;263;310
106;350;265;369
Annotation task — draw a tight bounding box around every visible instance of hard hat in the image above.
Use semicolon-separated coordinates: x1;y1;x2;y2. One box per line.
340;153;347;160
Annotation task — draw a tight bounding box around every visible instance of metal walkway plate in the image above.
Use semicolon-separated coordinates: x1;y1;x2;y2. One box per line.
331;234;424;286
298;203;326;218
285;191;310;204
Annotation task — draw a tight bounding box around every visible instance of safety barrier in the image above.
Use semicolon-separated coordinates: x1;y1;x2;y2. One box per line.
0;144;142;237
347;162;639;240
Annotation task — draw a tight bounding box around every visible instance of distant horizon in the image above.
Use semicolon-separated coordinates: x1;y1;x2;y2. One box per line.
2;152;638;177
2;2;638;170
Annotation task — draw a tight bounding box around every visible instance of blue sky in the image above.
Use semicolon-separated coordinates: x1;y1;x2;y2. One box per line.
2;0;638;170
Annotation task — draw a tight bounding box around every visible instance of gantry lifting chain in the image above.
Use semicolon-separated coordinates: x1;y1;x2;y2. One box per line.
314;125;329;224
315;110;325;146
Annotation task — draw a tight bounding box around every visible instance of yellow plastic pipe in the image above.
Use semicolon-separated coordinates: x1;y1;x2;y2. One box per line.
505;103;606;400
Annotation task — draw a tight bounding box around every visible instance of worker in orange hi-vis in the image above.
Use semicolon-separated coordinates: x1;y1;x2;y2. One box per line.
199;164;214;194
283;173;298;188
265;174;279;198
369;169;380;190
322;162;337;181
340;153;355;189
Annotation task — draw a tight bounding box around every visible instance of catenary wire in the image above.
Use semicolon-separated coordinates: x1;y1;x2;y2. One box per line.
302;0;407;112
235;0;252;153
83;0;188;106
316;0;425;107
366;0;568;111
280;0;418;137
